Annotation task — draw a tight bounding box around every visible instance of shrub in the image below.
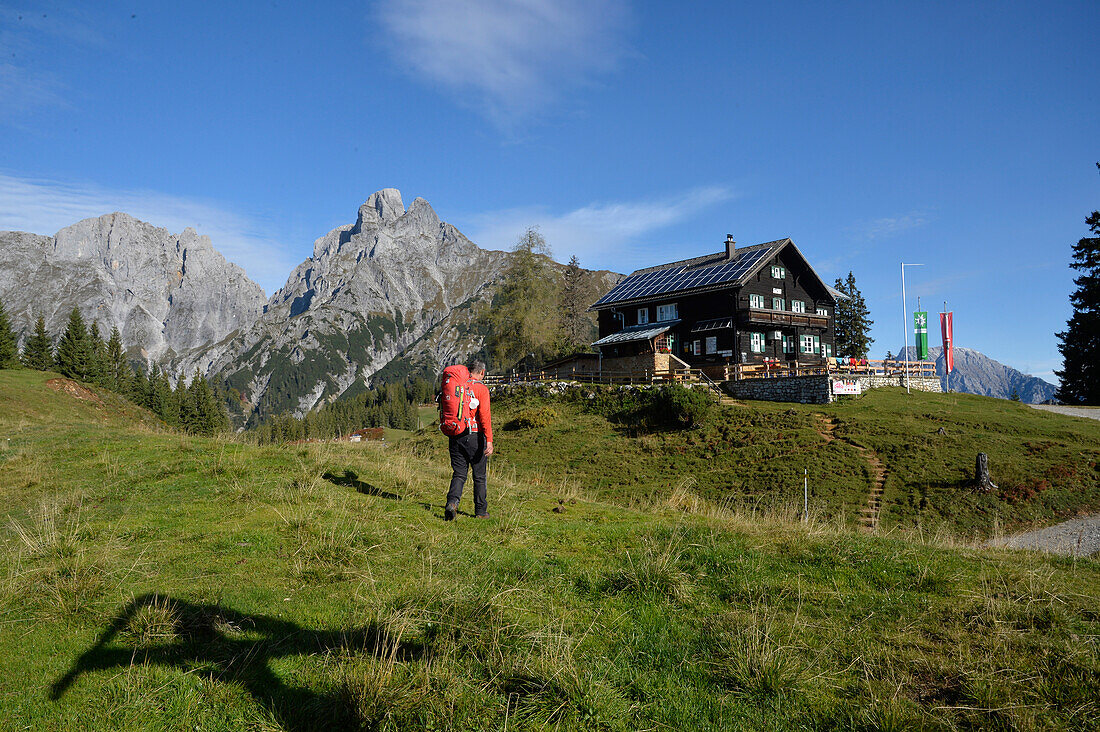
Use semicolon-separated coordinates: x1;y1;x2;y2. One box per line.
504;406;559;430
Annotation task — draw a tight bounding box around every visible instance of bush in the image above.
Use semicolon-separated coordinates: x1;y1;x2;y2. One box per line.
592;384;713;431
505;406;559;430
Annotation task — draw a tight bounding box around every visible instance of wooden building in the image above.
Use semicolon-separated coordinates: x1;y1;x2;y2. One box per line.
590;236;842;372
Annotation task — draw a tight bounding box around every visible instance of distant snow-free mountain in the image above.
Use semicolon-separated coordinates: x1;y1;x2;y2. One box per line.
0;189;619;425
897;345;1057;403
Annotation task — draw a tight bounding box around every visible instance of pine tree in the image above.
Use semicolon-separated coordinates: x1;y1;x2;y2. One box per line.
154;369;179;426
189;371;228;435
105;327;128;392
0;298;18;368
21;316;54;370
177;372;198;432
833;272;875;359
55;307;91;380
87;322;107;386
1055;169;1100;404
557;255;595;355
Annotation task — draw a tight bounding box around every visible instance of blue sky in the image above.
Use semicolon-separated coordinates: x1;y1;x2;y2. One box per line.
1;0;1097;380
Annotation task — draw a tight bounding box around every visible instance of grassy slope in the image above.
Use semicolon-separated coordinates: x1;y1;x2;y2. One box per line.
468;388;1100;538
0;370;1097;731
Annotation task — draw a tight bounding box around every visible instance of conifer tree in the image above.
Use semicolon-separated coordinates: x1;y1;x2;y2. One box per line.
105;327;128;392
0;298;18;368
147;364;167;417
131;364;151;408
188;370;228;435
833;272;875;359
154;369;179;426
177;372;198;432
87;322;107;386
557;254;595;355
21;316;54;370
1055;168;1100;404
55;307;91;380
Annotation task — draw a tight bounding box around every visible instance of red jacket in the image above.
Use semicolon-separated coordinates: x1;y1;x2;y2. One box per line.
467;379;493;442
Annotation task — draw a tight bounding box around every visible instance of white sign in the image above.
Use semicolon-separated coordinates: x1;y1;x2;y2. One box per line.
833;379;861;395
719;349;733;357
705;336;717;354
772;287;783;295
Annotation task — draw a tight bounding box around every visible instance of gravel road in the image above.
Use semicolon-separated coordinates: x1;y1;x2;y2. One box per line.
1028;404;1100;422
988;514;1100;557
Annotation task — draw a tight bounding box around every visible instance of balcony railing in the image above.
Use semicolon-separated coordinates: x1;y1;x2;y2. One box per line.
742;307;828;328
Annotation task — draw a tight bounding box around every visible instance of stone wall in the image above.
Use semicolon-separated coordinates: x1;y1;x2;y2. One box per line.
723;374;943;405
725;375;834;404
599;352;670;377
858;375;942;392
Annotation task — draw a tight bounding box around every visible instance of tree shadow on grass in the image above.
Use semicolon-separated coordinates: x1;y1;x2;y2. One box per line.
50;593;424;731
322;469;402;500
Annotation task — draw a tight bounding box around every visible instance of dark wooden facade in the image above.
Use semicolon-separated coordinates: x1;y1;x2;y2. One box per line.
593;240;837;367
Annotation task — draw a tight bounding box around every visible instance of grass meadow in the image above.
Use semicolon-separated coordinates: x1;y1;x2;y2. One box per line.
0;370;1098;730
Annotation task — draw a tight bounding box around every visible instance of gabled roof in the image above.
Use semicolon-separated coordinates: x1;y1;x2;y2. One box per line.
590;238;840;310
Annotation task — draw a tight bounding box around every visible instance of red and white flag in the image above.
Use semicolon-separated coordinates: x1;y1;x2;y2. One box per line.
940;312;954;373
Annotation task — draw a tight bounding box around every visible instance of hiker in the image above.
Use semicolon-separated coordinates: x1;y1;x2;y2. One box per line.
440;359;493;520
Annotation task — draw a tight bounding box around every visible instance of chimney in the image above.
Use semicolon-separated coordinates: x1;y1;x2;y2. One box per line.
725;234;736;260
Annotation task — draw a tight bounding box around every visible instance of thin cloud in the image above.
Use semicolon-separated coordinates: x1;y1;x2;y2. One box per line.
463;186;736;271
851;211;929;242
374;0;632;124
0;172;296;294
0;4;104;116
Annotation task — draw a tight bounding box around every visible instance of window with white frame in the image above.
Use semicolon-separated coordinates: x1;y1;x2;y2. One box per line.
657;303;678;322
770;265;786;279
800;334;820;354
782;335;795;353
820;343;833;358
816;307;828;317
791;300;805;313
637;308;649;325
749;293;765;309
750;332;765;353
772;297;785;311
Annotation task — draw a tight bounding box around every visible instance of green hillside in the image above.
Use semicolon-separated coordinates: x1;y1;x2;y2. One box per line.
1;370;1098;730
452;385;1100;538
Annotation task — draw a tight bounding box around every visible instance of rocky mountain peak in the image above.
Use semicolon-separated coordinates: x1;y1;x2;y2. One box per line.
358;188;406;227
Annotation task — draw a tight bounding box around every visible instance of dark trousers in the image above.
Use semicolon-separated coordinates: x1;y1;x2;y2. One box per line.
447;431;487;515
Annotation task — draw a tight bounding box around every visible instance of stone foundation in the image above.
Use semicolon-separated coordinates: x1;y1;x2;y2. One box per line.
724;374;942;404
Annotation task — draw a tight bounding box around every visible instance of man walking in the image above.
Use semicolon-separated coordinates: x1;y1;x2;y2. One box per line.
445;359;493;520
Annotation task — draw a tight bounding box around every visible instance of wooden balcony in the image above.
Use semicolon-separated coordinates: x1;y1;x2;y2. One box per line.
742;308;828;329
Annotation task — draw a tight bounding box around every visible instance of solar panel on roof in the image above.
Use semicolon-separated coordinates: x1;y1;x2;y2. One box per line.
593;247;773;307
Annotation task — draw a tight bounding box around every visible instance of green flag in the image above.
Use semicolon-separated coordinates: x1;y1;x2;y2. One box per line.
914;311;929;360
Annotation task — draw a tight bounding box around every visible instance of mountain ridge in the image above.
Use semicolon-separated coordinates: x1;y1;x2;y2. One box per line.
898;345;1057;403
0;212;267;364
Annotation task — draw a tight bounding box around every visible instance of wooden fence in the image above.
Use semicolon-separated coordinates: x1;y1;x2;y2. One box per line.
483;358;937;387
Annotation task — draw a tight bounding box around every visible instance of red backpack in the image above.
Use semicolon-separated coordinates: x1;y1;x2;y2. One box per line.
438;365;475;437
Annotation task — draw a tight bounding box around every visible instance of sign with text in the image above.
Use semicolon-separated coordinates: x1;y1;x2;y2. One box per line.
832;379;862;395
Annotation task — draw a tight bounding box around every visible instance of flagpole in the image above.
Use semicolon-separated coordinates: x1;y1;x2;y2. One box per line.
943;300;949;394
901;263;924;394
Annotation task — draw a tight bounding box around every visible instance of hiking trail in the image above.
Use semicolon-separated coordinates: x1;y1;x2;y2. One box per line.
819;416;886;532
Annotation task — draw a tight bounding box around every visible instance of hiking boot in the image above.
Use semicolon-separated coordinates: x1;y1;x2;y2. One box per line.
474;512;490;519
444;502;457;521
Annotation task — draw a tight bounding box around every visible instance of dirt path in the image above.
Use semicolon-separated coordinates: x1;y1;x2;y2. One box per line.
1028;404;1100;422
987;514;1100;557
819;416;886;532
